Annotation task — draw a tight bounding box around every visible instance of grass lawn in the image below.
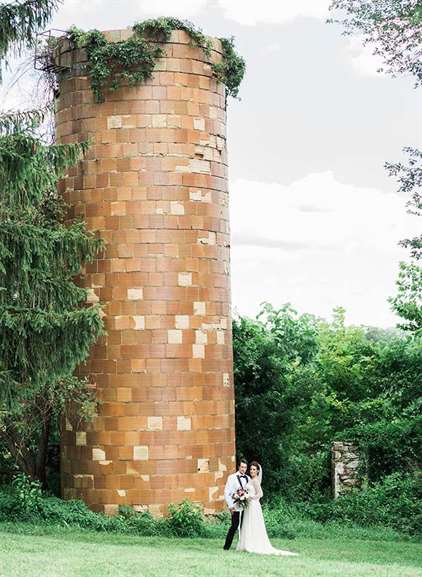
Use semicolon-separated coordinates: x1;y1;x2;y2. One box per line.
0;524;421;577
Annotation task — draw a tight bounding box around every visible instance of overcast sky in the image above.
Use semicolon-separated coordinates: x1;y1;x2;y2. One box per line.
2;0;421;327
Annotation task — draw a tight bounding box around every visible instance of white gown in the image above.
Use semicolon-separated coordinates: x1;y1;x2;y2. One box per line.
237;477;298;556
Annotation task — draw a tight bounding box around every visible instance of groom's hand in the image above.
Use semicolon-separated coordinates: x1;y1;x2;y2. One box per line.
230;507;235;513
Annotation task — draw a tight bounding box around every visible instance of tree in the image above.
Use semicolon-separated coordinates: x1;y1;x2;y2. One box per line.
233;303;320;494
0;112;104;485
329;0;422;85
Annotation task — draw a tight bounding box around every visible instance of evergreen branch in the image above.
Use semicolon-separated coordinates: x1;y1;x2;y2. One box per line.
0;367;18;407
0;305;104;387
0;272;89;310
0;219;103;287
0;108;46;134
0;136;89;206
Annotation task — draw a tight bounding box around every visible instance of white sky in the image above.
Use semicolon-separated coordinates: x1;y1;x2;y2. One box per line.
2;0;421;328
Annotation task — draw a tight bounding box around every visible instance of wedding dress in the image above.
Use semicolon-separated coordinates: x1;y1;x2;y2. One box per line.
236;465;298;557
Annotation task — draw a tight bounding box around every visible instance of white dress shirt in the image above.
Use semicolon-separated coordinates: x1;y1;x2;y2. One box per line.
224;472;250;510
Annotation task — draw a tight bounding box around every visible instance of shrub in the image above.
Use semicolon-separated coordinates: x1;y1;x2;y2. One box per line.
164;500;207;538
301;472;421;536
0;488;209;538
281;451;332;503
113;505;159;536
12;473;43;517
0;485;17;519
262;506;298;540
0;477;419;540
39;496;108;530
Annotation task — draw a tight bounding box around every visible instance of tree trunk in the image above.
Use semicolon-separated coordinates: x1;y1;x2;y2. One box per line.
34;407;52;488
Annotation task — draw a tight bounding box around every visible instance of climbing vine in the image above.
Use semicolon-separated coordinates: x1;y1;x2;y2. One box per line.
67;26;162;104
62;17;244;103
212;36;246;99
133;17;212;56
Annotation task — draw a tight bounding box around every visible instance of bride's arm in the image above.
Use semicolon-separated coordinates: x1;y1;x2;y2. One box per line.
251;478;263;500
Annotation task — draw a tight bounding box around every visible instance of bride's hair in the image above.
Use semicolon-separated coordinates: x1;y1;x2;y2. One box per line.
249;461;260;474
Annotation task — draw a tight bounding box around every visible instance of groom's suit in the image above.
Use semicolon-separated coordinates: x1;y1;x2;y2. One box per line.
223;472;250;550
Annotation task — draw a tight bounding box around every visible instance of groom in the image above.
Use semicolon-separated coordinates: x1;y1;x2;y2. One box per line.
223;458;249;550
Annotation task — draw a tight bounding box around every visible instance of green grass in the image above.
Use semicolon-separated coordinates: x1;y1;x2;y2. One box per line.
0;523;421;577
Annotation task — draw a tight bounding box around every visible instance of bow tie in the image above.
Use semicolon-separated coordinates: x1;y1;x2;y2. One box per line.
238;474;247;478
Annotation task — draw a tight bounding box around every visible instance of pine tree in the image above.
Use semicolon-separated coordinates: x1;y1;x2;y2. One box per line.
0;110;104;484
0;0;102;486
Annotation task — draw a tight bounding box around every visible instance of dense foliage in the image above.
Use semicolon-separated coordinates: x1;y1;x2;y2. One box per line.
233;303;421;534
64;17;245;103
0;476;212;537
233;303;320;493
300;472;421;536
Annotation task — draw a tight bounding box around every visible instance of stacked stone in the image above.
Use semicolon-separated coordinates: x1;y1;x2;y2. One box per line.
332;442;361;498
55;29;235;515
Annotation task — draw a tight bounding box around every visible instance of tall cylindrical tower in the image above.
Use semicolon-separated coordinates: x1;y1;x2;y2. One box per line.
55;29;235;515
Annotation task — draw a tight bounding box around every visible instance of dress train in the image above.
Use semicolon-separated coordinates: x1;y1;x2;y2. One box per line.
236;479;298;557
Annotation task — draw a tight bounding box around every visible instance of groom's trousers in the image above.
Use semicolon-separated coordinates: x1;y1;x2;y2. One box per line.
223;511;241;550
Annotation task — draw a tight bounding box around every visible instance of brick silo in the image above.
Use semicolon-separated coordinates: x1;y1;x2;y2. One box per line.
55;29;235;515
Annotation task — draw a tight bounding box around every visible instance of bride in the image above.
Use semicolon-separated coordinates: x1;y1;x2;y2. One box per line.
237;461;298;556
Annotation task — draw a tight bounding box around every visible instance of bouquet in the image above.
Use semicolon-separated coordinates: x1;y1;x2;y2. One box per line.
232;487;249;509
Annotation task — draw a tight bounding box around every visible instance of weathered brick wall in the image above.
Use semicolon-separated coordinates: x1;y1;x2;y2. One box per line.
55;29;235;515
